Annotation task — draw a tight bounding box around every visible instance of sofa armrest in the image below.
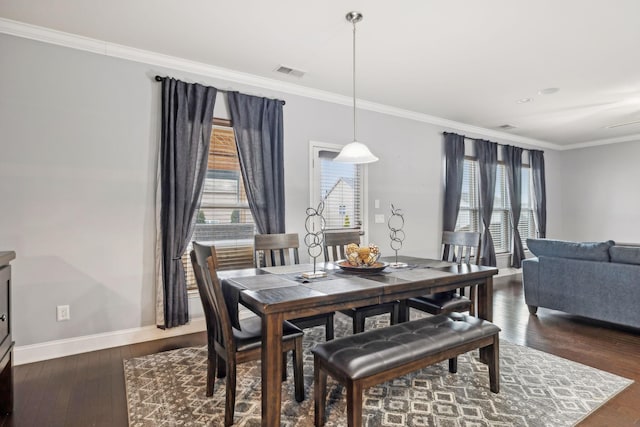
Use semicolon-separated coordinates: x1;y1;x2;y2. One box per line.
522;258;540;306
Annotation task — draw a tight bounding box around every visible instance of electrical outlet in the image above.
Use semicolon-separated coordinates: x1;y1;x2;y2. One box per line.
57;305;70;321
374;214;385;224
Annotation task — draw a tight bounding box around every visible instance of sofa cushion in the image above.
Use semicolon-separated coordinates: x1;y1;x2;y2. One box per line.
527;239;614;262
609;246;640;265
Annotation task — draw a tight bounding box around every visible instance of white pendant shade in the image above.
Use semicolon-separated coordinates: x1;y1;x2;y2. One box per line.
333;140;379;164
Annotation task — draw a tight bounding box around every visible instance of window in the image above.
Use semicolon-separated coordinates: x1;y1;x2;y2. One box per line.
182;123;255;290
456;158;535;254
310;142;366;233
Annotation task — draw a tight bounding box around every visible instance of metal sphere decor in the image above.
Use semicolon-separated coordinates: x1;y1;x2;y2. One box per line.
388;204;408;268
302;201;327;278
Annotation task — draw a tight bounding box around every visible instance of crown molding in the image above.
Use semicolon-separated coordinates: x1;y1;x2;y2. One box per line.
2;17;631;152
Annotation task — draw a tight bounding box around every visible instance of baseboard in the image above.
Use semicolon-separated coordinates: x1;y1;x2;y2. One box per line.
14;317;207;366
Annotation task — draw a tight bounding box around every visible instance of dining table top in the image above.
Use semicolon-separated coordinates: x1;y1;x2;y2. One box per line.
220;255;498;319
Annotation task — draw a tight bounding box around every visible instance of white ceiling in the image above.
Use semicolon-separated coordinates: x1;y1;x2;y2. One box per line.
2;0;640;148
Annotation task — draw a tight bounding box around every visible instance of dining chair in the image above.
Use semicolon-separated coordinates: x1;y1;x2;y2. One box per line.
406;230;481;318
190;242;305;427
323;230;401;334
254;233;335;340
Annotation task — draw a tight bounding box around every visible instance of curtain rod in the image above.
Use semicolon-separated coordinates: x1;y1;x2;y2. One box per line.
154;75;285;105
443;131;543;153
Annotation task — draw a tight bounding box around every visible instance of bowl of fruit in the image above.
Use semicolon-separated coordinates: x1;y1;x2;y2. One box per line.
337;243;387;273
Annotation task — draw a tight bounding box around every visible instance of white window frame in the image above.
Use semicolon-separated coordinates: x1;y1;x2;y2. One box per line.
308;141;369;239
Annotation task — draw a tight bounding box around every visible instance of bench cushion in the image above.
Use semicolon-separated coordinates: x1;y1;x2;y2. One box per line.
311;313;500;380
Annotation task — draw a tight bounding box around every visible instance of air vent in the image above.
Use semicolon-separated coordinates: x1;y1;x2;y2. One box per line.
498;124;517;130
275;65;305;78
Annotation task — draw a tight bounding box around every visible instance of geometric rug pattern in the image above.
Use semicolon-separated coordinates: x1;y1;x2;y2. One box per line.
124;314;632;426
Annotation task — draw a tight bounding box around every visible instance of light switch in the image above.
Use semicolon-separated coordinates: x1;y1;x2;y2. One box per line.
374;199;380;209
374;214;385;223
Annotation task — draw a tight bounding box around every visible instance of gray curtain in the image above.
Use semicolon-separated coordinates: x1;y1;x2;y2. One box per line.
442;133;466;232
475;139;498;267
529;150;547;238
228;92;285;234
503;145;525;268
159;78;217;328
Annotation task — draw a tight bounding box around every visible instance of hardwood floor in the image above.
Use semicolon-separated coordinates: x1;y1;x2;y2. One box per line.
1;274;639;426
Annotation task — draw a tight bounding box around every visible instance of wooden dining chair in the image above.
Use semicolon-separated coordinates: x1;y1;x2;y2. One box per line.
406;230;481;317
190;242;305;427
323;230;401;334
254;233;335;340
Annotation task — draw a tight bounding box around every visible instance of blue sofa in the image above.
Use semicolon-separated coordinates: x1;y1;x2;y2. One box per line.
522;239;640;329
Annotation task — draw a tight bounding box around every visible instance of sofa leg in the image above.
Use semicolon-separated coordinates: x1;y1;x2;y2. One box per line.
527;305;538;315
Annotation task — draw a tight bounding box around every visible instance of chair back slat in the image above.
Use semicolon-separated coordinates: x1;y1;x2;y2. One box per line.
323;230;361;262
191;242;235;355
441;231;482;265
206;254;236;353
190;250;219;343
254;233;300;267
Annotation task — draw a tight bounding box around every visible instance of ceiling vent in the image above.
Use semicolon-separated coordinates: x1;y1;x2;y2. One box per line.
275;65;305;78
498;124;517;130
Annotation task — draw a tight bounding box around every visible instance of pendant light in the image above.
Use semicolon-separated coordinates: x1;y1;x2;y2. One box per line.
333;12;379;164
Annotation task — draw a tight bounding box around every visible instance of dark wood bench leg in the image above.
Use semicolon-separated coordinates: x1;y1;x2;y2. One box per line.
398;299;409;323
354;312;366;334
326;314;334;341
390;302;400;325
448;357;457;373
314;358;327;426
527;305;538;315
488;336;500;393
346;380;363;427
282;352;287;381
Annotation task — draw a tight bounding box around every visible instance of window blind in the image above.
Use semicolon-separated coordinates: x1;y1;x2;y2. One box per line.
318;150;363;231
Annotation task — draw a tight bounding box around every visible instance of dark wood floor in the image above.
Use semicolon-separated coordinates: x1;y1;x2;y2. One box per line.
1;274;639;426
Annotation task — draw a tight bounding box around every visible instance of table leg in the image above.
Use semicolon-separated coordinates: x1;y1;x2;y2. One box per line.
262;312;284;427
477;276;494;363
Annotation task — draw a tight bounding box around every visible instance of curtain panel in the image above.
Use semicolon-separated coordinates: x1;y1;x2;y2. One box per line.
228;92;286;235
475;139;498;267
155;78;217;328
503;145;525;268
529;150;547;238
442;133;466;232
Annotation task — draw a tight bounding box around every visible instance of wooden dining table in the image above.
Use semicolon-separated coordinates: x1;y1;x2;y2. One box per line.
220;255;498;426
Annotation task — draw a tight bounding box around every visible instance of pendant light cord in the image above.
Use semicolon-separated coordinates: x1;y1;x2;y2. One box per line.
352;18;357;142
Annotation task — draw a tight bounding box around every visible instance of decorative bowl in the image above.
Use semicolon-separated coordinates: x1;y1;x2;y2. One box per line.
337;261;388;274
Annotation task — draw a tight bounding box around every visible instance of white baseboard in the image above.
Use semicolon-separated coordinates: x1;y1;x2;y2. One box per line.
14;317;207;365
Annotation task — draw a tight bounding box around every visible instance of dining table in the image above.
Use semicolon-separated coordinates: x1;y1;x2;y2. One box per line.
219;255;498;426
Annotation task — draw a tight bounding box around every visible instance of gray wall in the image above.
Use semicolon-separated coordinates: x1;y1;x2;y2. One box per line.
556;140;640;243
0;33;567;347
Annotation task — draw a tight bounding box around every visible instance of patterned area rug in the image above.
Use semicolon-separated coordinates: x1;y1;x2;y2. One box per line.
124;314;632;426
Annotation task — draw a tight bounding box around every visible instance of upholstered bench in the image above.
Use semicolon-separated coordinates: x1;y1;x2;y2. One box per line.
311;312;500;426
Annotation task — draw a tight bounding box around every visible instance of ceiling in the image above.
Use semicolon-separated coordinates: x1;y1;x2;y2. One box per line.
2;0;640;148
